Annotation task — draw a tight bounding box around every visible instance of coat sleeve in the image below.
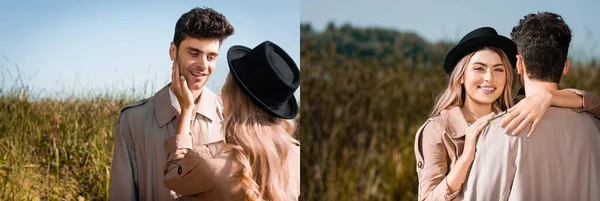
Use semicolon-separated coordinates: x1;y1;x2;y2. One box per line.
565;88;600;117
163;134;216;196
415;119;461;201
109;111;138;201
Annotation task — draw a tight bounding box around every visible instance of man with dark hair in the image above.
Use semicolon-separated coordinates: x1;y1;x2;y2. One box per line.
109;7;234;200
459;12;600;200
510;12;572;84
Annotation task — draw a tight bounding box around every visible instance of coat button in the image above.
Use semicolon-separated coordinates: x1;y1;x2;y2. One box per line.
178;167;182;175
417;161;423;169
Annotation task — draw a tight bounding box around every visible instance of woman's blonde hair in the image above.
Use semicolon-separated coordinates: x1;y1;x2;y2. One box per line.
221;73;297;201
429;47;515;118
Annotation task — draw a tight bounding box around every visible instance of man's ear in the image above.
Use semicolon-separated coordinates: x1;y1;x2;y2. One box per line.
562;58;570;76
516;54;524;75
169;42;177;61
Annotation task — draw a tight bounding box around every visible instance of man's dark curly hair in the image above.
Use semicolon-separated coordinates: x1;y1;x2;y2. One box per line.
510;11;572;83
173;7;235;48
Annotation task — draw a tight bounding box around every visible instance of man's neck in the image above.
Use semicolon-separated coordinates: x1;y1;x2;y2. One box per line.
523;77;559;97
192;88;203;104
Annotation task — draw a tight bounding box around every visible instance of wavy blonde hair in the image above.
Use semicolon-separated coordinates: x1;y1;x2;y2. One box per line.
221;73;297;201
429;47;515;118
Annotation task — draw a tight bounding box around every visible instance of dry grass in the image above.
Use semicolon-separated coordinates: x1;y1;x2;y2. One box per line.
0;64;143;200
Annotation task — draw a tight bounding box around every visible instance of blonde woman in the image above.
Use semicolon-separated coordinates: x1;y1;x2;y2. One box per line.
414;27;600;201
165;41;300;200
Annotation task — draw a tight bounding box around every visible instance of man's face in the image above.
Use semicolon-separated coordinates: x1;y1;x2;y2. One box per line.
170;37;221;91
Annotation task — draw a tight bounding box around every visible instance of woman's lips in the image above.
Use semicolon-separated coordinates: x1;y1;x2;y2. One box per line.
478;85;496;94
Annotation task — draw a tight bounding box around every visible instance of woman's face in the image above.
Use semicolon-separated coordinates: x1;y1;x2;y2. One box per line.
462;49;507;105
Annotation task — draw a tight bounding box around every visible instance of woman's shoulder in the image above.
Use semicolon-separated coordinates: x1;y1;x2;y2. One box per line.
424;106;462;130
419;112;451;134
415;107;458;146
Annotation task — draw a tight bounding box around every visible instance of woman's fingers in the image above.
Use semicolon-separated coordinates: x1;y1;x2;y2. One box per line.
474;120;488;136
178;61;189;92
527;119;542;138
468;113;493;138
173;62;185;96
172;62;180;91
504;111;527;135
171;62;176;88
474;113;494;125
180;75;187;92
501;109;520;128
512;115;535;136
475;114;492;132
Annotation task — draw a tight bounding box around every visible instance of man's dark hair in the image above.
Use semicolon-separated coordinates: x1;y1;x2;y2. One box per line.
173;7;234;48
510;11;572;83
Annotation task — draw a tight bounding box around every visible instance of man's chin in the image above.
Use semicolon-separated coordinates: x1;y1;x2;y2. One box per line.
187;82;205;91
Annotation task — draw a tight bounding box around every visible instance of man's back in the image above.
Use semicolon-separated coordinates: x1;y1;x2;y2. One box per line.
460;107;600;201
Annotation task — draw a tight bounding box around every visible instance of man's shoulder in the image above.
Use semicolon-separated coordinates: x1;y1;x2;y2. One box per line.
533;107;598;128
488;107;599;137
117;97;154;123
544;107;600;129
487;111;508;128
121;98;152;113
479;112;515;141
546;107;589;117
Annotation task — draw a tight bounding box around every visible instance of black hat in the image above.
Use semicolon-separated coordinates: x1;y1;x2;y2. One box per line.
226;41;299;119
443;27;517;75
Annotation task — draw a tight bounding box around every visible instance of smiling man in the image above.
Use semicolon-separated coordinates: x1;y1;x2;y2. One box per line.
109;7;234;200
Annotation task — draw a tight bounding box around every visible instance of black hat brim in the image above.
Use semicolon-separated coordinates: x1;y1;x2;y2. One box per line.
226;45;298;119
444;35;517;75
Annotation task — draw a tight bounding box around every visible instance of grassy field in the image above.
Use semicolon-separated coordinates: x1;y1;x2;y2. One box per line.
0;83;138;200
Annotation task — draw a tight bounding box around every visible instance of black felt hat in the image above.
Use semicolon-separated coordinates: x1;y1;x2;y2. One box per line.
443;27;517;75
227;41;299;119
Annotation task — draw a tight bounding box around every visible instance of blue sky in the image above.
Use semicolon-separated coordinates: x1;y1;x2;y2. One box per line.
302;0;600;62
0;1;299;99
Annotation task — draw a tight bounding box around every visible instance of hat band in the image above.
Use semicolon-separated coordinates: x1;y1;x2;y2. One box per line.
265;98;290;110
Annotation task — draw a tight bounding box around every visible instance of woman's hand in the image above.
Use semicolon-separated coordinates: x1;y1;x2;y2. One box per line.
445;113;493;193
171;62;195;112
171;62;194;135
501;90;552;138
462;113;494;161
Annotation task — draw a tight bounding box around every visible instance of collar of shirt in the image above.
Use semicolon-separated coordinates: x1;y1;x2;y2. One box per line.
443;106;505;138
442;106;470;138
155;84;221;128
168;87;194;113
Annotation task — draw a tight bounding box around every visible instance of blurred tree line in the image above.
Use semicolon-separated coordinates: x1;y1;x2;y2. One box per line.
299;22;600;201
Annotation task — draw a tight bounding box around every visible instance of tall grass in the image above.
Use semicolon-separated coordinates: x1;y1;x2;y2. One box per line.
0;66;143;200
